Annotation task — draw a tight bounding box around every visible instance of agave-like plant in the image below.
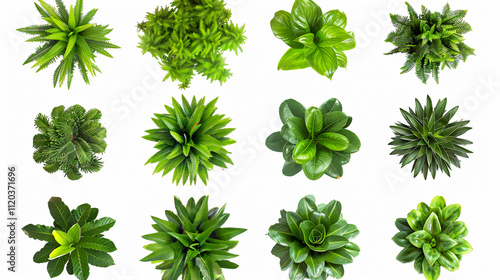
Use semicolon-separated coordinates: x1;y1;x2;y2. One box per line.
33;105;107;180
385;2;475;84
144;96;235;186
141;196;246;280
23;197;116;280
269;195;360;279
393;196;472;280
389;95;472;179
18;0;119;89
266;98;361;180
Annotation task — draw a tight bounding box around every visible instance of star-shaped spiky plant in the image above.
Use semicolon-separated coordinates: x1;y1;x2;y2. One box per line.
389;96;472;179
385;2;475;84
144;95;236;185
141;196;246;280
18;0;119;89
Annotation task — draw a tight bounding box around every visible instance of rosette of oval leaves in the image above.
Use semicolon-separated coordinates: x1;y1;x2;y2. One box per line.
33;105;107;180
17;0;119;89
269;195;360;280
266;99;361;180
271;0;356;79
144;96;235;185
22;197;117;280
389;95;472;179
141;196;246;280
385;2;475;84
393;196;472;280
137;0;246;89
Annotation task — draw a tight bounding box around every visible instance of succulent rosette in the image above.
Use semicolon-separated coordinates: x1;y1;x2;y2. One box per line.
269;195;360;279
393;196;472;280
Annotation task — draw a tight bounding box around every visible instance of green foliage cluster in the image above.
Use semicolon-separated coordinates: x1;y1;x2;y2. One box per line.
266;99;361;181
33;105;107;180
18;0;119;89
385;2;475;84
23;197;116;280
393;196;472;280
137;0;246;89
271;0;356;79
269;195;360;280
389;96;472;179
144;96;235;185
141;196;246;280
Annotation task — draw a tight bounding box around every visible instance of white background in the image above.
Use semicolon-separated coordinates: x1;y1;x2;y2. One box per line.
1;0;499;280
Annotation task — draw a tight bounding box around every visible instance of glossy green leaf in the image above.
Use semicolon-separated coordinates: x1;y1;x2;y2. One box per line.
325;156;343;179
324;262;344;278
305;107;323;137
423;243;441;266
67;224;81;244
423;258;441;280
319;99;342;113
423;213;442;236
321;111;348;133
336;129;360;153
322;10;347;28
442;204;461;222
294;33;316;49
53;230;73;246
293;139;317;164
439;250;460;272
430;196;446;209
290;0;323;36
280;99;306;124
271;10;302;48
343;242;360;257
290;240;310;263
450;237;473;255
304;254;325;278
287;117;309;141
22;224;56;242
278;48;310;71
287;212;304;240
283;161;303;176
393;232;411;247
323;200;341;225
435;233;458;252
266;132;286;152
396;246;422;263
71;248;90;280
48;197;72;231
306;47;338;79
407;230;432;248
47;254;70;278
303;148;333;180
317;133;349;151
49;245;75;260
407;209;426;231
289;262;306;280
269;224;295;246
324;248;353;265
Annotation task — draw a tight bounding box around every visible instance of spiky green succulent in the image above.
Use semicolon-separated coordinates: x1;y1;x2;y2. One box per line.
137;0;246;89
33;105;107;180
269;195;360;280
385;2;475;84
393;196;472;280
18;0;119;89
389;96;472;179
266;98;361;180
144;96;235;185
23;197;116;280
141;196;246;280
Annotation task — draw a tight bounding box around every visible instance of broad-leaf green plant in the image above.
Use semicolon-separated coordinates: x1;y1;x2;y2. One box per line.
137;0;246;89
33;105;107;180
18;0;119;89
385;2;474;84
141;196;246;280
144;96;235;185
266;98;361;180
269;195;360;279
393;196;472;280
23;197;117;280
271;0;356;79
389;95;472;179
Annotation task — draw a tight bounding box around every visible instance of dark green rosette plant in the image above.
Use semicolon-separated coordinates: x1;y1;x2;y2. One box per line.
393;196;472;280
385;2;475;84
33;105;107;180
271;0;356;79
144;96;235;185
22;197;117;280
141;196;246;280
18;0;119;89
266;99;361;180
269;195;360;279
137;0;246;89
389;95;472;179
